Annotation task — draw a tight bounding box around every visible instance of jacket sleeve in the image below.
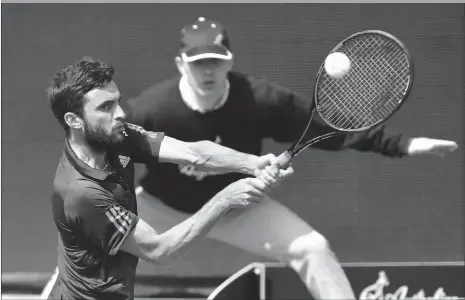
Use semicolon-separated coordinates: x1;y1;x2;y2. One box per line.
252;75;412;157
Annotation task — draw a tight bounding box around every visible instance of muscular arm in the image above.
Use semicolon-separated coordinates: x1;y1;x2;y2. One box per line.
120;170;280;265
68;177;231;265
123;122;261;176
120;191;230;265
123;89;262;175
158;136;261;176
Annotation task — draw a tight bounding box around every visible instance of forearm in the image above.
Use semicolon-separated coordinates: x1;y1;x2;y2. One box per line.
189;140;260;176
306;120;412;157
342;125;412;157
150;197;229;264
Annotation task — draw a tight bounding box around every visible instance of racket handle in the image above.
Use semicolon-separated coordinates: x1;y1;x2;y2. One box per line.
277;151;293;168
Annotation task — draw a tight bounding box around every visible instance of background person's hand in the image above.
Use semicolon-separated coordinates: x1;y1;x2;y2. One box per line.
407;137;458;157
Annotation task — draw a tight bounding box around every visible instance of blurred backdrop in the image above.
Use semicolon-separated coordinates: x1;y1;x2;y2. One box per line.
1;3;463;279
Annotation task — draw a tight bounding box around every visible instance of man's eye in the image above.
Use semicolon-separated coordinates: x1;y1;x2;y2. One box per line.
102;103;113;110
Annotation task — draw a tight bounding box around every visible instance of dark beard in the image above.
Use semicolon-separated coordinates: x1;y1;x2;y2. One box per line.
83;122;124;153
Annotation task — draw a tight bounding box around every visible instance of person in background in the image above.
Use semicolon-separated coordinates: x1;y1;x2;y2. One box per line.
124;17;458;299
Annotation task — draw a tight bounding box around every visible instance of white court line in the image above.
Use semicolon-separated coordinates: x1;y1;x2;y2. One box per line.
262;261;465;268
342;261;465;267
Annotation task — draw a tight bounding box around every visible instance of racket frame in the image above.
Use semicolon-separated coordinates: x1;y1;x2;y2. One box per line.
279;30;415;163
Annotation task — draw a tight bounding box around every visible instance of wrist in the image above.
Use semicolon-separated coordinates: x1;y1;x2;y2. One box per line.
241;155;261;176
213;198;232;215
400;136;416;156
209;193;232;213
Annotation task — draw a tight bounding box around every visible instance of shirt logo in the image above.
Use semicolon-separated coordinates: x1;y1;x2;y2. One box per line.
214;34;223;45
119;155;130;168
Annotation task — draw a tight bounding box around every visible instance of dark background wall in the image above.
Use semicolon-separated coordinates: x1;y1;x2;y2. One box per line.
1;4;463;277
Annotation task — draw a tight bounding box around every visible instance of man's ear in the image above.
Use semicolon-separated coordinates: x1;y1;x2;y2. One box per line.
64;112;83;130
226;56;234;71
175;56;185;76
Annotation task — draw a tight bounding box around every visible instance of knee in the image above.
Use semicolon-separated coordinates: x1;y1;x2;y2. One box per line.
287;231;331;259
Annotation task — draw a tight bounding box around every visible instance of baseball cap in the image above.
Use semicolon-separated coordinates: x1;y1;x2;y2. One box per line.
180;17;233;62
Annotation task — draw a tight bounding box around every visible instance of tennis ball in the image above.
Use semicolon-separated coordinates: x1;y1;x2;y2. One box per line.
324;52;351;79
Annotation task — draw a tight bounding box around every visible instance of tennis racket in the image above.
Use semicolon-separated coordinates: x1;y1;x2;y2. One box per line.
277;30;414;167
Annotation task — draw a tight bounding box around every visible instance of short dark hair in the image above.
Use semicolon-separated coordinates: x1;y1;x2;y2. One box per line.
48;57;115;131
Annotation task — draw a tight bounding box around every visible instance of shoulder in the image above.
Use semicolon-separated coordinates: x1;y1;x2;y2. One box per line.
128;76;181;108
123;76;183;126
229;71;288;96
64;179;114;214
228;71;261;90
142;76;180;96
228;71;295;107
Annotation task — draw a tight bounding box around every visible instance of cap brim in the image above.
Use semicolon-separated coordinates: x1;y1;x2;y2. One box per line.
181;45;233;62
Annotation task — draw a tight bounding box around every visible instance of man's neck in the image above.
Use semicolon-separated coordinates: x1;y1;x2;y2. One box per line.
67;133;107;170
179;76;230;113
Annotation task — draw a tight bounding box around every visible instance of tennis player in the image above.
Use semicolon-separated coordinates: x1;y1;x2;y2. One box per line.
123;18;458;300
42;57;293;300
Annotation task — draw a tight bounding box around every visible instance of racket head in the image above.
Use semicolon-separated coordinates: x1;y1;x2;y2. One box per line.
314;30;414;132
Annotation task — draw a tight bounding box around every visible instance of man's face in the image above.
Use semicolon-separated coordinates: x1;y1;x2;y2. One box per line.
181;57;232;96
81;81;126;149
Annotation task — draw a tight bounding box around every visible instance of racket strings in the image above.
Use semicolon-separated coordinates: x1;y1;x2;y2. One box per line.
329;39;403;126
317;33;411;130
340;43;401;126
323;42;408;128
346;36;408;120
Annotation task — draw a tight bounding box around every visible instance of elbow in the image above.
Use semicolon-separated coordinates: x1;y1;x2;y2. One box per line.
146;244;182;266
148;251;175;266
149;254;174;266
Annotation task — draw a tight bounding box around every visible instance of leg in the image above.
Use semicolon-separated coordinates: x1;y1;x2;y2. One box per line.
208;195;356;300
136;187;355;299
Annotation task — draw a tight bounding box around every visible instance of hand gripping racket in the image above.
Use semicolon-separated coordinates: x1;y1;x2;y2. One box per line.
277;30;414;167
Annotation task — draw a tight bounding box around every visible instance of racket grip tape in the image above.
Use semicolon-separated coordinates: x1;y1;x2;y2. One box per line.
276;151;293;168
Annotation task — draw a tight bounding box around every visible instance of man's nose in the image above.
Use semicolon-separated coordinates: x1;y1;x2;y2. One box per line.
115;105;126;120
203;67;213;75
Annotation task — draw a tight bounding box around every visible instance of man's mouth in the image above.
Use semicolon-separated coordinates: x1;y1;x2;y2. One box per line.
114;123;125;131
